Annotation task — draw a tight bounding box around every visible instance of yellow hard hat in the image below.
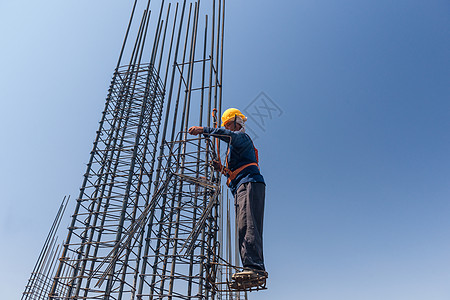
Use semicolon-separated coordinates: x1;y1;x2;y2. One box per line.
221;108;247;126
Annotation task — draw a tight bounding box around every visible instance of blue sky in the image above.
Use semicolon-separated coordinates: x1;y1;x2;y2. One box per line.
1;0;449;299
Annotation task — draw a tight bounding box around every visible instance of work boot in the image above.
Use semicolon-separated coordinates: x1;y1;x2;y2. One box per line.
230;269;268;290
232;269;268;281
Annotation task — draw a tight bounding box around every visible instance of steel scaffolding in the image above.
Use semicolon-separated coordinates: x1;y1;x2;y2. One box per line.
23;1;260;299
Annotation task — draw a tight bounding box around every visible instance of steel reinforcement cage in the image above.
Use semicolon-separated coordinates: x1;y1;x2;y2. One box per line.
43;0;230;299
20;0;258;298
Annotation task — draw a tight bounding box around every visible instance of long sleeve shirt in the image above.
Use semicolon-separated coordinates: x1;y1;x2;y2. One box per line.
203;127;265;195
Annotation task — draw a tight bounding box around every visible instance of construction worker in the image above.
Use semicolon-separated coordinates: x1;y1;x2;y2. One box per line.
188;108;267;285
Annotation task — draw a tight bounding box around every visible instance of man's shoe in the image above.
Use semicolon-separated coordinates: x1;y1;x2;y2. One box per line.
230;269;268;290
232;269;268;281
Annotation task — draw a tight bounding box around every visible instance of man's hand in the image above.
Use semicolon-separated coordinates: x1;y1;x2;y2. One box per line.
212;160;222;171
188;126;203;135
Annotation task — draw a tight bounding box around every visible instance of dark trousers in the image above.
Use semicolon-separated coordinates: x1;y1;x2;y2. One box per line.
235;182;266;271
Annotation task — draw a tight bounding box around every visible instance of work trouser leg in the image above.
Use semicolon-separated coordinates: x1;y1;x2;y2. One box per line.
235;182;265;271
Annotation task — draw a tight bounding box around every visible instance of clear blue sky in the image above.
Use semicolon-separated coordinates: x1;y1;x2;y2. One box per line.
1;1;449;299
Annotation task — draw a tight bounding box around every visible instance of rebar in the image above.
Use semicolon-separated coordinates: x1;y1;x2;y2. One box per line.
23;1;255;299
22;196;69;300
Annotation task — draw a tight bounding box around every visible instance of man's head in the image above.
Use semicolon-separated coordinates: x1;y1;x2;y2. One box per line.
221;108;247;131
224;118;242;131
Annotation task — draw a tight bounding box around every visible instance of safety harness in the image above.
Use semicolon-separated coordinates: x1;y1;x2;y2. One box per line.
220;147;260;187
211;108;260;187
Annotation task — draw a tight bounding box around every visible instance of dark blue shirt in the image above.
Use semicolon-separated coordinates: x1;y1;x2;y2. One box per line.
203;127;265;195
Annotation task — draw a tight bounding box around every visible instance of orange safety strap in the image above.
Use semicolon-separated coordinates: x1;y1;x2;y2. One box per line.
212;108;222;166
217;131;260;186
225;162;259;186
